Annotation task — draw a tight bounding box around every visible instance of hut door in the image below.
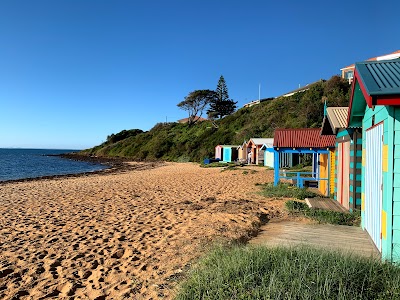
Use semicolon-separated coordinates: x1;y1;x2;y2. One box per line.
365;123;383;252
337;141;350;210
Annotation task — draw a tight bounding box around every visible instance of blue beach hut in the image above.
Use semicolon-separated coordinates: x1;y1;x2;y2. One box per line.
347;59;400;262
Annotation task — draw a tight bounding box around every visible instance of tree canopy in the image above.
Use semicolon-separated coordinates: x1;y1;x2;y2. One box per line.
177;89;216;125
208;75;237;119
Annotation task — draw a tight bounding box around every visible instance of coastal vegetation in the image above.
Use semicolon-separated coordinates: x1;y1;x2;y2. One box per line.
176;245;400;300
82;76;350;162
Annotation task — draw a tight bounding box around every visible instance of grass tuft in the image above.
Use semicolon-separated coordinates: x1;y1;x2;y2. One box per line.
260;182;318;200
176;245;400;300
285;200;361;226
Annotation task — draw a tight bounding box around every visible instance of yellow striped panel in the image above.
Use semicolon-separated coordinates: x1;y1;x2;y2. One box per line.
330;150;335;195
382;210;387;240
361;193;365;211
383;144;389;172
362;149;366;166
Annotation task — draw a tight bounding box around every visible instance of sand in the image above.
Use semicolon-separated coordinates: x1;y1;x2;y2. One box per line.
0;162;285;299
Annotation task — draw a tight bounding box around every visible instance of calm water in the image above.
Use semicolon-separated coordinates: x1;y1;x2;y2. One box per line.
0;149;107;181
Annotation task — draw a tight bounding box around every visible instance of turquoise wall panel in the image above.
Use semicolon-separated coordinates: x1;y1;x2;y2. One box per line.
223;148;231;162
393;201;400;216
394;188;400;202
395;159;400;174
394;174;400;188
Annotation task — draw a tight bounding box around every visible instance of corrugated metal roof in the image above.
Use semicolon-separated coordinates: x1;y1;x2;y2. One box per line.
327;107;348;129
248;138;274;146
356;59;400;95
273;128;335;148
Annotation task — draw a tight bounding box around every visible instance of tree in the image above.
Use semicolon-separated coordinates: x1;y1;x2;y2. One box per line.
208;75;237;119
177;89;216;125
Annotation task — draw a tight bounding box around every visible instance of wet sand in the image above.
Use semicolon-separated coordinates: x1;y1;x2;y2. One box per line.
0;162;284;299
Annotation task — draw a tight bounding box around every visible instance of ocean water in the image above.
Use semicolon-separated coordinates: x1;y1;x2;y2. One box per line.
0;149;107;181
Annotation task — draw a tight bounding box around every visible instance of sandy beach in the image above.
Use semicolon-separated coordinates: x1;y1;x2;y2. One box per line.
0;162;284;299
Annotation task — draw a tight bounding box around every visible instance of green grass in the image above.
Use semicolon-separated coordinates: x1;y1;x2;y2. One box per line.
260;182;319;200
176;245;400;300
285;200;361;226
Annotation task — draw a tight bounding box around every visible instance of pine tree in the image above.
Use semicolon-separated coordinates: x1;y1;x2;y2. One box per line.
208;75;237;119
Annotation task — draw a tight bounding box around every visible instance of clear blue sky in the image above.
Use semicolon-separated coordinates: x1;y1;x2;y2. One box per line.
0;0;398;149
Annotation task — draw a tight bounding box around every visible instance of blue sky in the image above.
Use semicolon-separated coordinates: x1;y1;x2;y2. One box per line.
0;0;399;149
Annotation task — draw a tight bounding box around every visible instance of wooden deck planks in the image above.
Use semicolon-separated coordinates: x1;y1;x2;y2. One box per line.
305;197;348;213
250;221;380;259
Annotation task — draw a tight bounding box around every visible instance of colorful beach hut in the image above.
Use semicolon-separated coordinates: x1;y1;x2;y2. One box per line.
272;128;336;196
237;141;248;162
321;107;362;210
347;59;400;262
260;139;297;168
215;145;239;162
247;138;273;165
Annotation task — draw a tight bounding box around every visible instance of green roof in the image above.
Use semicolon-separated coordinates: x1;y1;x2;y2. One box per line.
356;59;400;96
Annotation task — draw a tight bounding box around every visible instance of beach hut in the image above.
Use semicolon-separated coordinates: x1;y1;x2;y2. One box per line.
215;145;239;162
247;138;274;165
261;141;298;168
237;141;248;162
272;128;336;196
260;139;274;167
321;107;362;210
347;59;400;262
215;145;223;160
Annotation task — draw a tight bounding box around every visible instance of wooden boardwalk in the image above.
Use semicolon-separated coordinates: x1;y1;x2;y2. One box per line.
250;221;380;259
305;197;349;212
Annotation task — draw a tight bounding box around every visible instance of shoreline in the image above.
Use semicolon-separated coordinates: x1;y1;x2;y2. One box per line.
0;153;165;185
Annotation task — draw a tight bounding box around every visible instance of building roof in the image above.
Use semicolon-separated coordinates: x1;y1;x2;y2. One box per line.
177;116;207;123
248;138;274;146
273;128;335;148
321;107;349;135
356;59;400;96
280;80;325;97
348;59;400;127
341;50;400;71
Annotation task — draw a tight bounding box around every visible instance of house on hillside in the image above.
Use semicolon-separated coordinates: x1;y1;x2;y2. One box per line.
321;107;362;210
243;98;274;108
177;116;208;124
272;128;336;196
280;79;325;97
347;58;400;262
340;50;400;84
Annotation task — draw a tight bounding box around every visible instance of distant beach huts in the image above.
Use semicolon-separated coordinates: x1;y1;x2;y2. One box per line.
347;59;400;262
215;145;239;162
246;138;273;165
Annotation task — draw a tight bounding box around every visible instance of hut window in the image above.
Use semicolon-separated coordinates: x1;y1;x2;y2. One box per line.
372;115;375;126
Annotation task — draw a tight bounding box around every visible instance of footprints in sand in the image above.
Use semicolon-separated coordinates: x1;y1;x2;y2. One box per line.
0;163;276;299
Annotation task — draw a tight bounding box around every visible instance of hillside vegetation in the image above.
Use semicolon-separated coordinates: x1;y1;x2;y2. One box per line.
82;76;350;162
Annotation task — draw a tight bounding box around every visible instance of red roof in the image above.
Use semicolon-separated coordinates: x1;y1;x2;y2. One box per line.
273;128;335;148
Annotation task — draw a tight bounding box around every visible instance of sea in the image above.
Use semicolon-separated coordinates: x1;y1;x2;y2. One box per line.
0;149;107;182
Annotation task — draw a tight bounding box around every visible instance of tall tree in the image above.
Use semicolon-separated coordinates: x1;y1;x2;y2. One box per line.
208;75;237;119
177;89;216;125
